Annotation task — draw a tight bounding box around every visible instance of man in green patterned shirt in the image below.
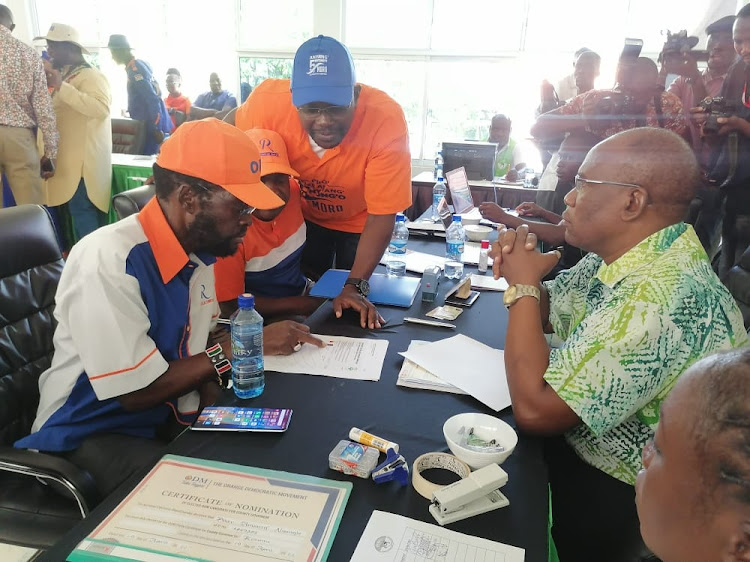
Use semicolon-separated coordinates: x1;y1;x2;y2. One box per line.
489;127;747;561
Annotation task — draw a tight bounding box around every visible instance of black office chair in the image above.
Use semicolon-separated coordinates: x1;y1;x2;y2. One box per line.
111;117;146;154
725;243;750;328
111;183;156;220
0;205;100;548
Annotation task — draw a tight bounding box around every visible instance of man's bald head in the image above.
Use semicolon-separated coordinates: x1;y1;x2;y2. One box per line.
0;5;14;30
585;127;698;219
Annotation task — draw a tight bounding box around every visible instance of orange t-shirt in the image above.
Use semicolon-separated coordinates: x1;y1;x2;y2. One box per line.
164;94;191;128
234;79;412;233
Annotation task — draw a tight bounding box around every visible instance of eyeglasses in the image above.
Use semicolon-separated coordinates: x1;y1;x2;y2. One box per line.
574;175;642;192
193;181;256;217
297;104;352;118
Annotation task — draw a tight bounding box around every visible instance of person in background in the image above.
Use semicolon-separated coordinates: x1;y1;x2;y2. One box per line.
215;129;323;320
556;47;594;102
240;81;252;104
532;57;687;142
228;35;411;330
107;34;172;156
664;15;736;158
691;7;750;278
491;127;746;560
164;69;191;129
190;73;237;120
635;347;750;562
14;119;322;496
489;114;525;181
0;4;57;206
37;23;111;243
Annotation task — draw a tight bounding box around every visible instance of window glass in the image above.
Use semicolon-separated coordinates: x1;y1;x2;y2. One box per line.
431;0;525;52
238;0;312;50
344;0;432;49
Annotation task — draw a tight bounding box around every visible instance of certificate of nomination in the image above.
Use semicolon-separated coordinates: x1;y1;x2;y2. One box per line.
68;455;352;562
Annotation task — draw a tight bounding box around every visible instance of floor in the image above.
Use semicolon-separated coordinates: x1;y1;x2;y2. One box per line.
0;543;40;561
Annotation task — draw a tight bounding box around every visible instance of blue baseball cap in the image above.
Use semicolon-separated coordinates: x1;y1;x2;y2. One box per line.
291;35;356;108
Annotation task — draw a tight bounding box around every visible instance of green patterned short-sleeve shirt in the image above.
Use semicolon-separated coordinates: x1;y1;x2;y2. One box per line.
544;223;747;485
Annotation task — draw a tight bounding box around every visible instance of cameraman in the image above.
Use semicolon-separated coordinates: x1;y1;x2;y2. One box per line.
531;57;686;142
692;6;750;278
662;16;736;158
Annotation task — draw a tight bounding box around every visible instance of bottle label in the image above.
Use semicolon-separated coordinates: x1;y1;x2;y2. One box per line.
447;241;464;259
388;240;407;254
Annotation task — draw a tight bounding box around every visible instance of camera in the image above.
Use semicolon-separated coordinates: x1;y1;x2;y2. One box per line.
659;30;709;64
594;91;634;116
699;96;738;135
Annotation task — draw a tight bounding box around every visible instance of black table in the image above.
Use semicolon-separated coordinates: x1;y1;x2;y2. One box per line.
41;237;548;562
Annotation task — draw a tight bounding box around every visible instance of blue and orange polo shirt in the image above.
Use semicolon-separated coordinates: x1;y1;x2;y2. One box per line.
15;198;220;452
214;179;307;302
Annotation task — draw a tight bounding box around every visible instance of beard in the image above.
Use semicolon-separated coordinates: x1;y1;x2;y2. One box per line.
184;211;244;258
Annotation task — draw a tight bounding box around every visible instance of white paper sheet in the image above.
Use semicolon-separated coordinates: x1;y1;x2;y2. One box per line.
264;335;388;381
406;219;446;233
399;335;510;411
463;242;494;266
351;511;525;561
470;274;509;291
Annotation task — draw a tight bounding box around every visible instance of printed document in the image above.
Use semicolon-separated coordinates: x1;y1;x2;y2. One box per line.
265;335;388;381
69;455;351;562
351;511;524;561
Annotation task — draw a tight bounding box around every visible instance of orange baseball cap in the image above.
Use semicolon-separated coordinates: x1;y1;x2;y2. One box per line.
156;119;284;210
244;129;299;178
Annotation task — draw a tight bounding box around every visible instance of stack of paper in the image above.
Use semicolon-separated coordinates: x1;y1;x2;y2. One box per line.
470;274;508;291
406;219;446;233
399;335;511;411
397;341;467;394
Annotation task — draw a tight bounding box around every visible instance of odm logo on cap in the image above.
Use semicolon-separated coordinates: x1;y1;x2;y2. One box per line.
250;160;260;174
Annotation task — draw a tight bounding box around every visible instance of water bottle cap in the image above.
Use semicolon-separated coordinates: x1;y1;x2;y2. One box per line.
238;293;255;309
395;213;406;222
481;240;490;249
452;215;462;222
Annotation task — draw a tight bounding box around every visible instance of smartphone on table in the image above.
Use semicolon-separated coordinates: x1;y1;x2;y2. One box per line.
191;406;293;432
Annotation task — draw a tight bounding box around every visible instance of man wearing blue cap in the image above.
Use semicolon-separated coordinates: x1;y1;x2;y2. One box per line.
108;34;172;155
231;36;412;329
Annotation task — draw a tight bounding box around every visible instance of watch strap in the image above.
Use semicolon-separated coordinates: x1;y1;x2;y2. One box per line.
206;343;231;387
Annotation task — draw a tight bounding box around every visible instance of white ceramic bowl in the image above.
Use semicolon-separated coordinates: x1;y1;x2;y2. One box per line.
464;225;493;242
460;215;481;226
443;412;518;469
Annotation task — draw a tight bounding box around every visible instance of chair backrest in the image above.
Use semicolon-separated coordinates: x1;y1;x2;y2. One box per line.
112;118;146;154
726;243;750;328
0;205;64;445
111;183;156;220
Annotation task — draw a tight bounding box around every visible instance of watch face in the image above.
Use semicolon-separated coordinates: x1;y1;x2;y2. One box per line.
359;279;370;297
503;285;517;305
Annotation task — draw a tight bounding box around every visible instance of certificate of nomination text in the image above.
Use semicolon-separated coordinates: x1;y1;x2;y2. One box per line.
68;454;352;562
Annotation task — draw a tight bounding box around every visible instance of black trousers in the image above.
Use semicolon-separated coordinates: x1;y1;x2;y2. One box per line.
301;220;361;280
545;436;659;562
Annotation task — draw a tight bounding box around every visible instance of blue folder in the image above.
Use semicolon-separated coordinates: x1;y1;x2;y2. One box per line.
309;269;421;307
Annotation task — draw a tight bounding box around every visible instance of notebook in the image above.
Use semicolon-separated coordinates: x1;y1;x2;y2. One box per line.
309;269;421;307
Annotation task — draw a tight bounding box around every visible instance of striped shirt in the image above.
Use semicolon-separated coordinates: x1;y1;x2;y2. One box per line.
0;25;58;157
544;223;747;485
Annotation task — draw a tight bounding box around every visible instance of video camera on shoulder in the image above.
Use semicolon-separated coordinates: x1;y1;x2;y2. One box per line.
699;96;738;134
658;30;709;64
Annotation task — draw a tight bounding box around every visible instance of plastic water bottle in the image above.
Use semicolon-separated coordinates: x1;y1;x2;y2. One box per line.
230;293;264;398
386;213;408;276
445;216;465;279
431;177;446;222
434;148;444;180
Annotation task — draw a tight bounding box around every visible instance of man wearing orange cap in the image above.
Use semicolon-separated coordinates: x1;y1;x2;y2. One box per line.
15;119;323;496
215;129;323;320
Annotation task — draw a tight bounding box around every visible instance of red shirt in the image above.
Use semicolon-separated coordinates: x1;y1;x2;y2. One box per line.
164;94;191;128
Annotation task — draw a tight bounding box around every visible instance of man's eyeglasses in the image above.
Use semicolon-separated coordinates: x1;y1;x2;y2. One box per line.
297;104;352;118
193;181;255;217
574;175;642;192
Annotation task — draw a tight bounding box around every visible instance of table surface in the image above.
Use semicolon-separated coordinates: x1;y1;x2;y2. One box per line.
41;236;548;562
412;170;532;190
110;153;156;168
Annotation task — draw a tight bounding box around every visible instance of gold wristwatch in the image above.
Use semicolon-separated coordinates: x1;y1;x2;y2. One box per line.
503;284;541;308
